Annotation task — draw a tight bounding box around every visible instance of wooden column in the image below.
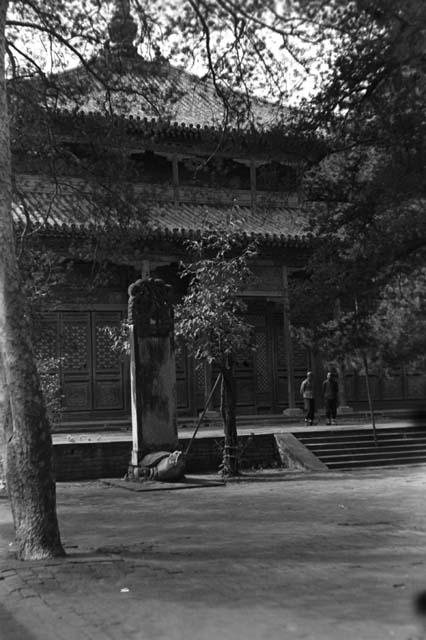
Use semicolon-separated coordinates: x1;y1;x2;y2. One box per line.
250;160;256;212
172;154;179;203
282;265;300;415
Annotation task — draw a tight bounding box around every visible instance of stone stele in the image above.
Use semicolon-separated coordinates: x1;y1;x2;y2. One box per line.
127;278;178;473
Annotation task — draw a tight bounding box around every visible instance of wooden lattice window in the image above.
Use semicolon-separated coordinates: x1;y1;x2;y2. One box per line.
62;319;89;371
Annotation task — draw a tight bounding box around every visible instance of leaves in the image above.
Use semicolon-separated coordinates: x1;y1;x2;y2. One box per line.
174;216;257;369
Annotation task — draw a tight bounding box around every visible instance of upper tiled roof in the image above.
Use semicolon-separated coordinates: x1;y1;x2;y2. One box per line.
90;1;280;128
12;175;308;246
50;53;283;130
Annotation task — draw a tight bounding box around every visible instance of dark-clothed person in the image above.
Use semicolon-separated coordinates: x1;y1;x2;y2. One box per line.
300;371;315;425
322;372;339;425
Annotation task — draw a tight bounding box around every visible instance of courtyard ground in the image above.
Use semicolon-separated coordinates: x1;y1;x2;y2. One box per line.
0;466;426;640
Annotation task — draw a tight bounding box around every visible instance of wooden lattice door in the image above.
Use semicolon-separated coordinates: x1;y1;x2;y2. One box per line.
60;311;125;414
272;313;309;410
61;312;92;411
252;314;273;412
232;312;274;414
91;312;125;411
175;347;190;412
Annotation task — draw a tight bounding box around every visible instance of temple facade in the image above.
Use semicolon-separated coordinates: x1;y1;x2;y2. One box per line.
10;3;424;428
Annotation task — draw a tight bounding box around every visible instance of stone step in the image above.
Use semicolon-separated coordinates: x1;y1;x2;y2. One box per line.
302;446;426;459
297;439;426;452
297;426;425;440
299;437;426;449
328;455;426;469
318;447;426;462
294;425;426;470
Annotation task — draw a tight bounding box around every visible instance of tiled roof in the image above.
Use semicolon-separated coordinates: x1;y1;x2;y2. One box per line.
12;177;308;246
48;53;284;130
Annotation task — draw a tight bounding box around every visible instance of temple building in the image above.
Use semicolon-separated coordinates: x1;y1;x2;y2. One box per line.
10;2;424;428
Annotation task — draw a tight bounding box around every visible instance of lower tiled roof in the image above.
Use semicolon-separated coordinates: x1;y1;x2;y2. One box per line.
12;180;309;246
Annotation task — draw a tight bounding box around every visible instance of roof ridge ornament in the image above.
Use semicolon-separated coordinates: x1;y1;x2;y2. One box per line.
108;0;138;57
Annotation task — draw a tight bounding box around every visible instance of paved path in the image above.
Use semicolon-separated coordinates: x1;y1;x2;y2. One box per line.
0;466;426;639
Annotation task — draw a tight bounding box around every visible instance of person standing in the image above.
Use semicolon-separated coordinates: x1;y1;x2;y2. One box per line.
322;371;339;425
300;371;315;425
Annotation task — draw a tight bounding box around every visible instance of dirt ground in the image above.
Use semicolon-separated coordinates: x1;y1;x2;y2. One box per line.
0;466;426;639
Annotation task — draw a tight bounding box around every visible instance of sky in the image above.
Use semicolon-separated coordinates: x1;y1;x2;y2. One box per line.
6;0;332;106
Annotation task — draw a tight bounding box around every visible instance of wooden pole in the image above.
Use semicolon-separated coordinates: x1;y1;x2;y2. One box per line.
250;160;256;212
185;373;222;456
172;153;179;204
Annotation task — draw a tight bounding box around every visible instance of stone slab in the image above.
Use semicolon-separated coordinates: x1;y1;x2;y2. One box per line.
100;476;225;492
275;433;328;471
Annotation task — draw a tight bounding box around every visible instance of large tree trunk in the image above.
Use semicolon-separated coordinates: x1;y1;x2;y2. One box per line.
220;358;239;476
0;1;64;560
0;361;9;494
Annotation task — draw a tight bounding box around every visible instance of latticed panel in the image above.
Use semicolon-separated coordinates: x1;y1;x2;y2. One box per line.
94;381;122;409
62;381;91;409
276;331;307;373
194;362;205;393
254;331;270;394
234;349;254;372
34;315;59;360
293;341;308;370
61;320;89;372
175;347;189;410
94;323;121;371
193;360;209;410
175;347;187;375
232;313;262;373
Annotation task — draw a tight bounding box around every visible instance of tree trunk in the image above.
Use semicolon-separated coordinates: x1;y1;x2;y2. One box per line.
220;359;239;476
0;2;64;560
362;354;378;447
0;361;9;494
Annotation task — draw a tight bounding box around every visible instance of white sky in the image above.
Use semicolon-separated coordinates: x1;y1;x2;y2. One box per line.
7;2;331;106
